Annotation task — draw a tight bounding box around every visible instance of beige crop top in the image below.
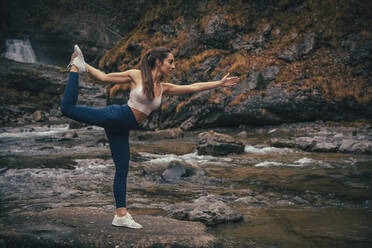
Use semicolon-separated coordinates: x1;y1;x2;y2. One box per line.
127;84;162;116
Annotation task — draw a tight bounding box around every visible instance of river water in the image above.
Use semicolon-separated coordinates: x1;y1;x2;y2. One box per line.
0;122;371;247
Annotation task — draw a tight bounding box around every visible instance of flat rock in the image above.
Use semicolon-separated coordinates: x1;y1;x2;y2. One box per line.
197;131;245;156
0;207;216;248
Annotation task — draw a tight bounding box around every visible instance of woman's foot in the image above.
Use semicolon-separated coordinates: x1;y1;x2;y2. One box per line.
69;53;79;72
112;212;143;229
67;45;87;72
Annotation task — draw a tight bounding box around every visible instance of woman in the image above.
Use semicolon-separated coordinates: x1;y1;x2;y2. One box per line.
61;45;240;229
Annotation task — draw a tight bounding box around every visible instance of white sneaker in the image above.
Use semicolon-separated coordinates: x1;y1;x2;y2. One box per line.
67;45;87;72
112;212;143;229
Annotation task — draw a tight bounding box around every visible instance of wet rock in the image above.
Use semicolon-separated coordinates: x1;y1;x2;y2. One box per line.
271;129;372;154
142;163;169;176
164;195;243;226
63;131;78;139
161;160;196;182
270;137;314;150
0;207;216;248
311;141;339;152
162;163;186;182
69;120;87;129
138;128;184;140
143;160;200;182
197;130;245;156
339;139;372;154
32;110;45;122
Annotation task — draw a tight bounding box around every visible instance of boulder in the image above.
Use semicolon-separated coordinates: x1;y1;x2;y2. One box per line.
339;140;372;154
164;195;243;226
311;141;339;152
197;131;245;156
32;110;46;122
161;160;196;182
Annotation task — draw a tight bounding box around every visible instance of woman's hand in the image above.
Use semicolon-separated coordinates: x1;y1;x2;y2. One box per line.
220;73;240;87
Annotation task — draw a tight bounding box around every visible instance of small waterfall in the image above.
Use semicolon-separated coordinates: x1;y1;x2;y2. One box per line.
3;39;37;63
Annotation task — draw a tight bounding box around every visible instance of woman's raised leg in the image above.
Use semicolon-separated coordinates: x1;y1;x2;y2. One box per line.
60;71;111;127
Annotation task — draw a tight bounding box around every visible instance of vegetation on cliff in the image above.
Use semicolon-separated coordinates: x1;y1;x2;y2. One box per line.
99;0;371;109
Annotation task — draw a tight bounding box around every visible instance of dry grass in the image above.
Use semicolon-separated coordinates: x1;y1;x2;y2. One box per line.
109;84;131;99
96;0;371;108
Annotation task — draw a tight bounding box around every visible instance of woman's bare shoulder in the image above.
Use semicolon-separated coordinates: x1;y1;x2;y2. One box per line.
128;69;141;78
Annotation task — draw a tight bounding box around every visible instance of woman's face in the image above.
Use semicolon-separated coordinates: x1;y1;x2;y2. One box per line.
159;53;175;77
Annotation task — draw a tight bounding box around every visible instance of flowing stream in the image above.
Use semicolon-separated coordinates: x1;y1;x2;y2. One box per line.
0;123;371;247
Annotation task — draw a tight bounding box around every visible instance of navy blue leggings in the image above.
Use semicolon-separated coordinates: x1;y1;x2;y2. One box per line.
61;72;138;208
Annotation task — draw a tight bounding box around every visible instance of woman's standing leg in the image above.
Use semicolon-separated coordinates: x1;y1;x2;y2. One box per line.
106;128;143;229
105;129;130;211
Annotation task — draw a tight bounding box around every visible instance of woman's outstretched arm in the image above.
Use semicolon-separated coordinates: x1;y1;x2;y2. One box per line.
163;73;240;95
86;64;137;84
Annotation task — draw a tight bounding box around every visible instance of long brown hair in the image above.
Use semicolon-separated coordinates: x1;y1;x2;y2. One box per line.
140;47;171;100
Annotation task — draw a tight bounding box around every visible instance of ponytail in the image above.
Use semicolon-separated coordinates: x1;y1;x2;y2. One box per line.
140;47;171;100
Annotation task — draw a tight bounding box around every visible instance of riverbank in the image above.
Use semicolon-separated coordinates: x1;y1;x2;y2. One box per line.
1;120;371;247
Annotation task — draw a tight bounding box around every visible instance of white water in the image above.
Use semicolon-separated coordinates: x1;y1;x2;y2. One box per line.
244;145;294;154
0;125;69;138
254;157;333;168
3;39;37;63
140;151;234;166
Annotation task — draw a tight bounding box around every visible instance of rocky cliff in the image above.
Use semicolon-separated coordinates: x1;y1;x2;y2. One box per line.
1;0;371;129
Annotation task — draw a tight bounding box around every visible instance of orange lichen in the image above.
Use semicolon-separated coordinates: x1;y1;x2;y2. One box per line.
229;92;247;106
176;101;187;113
109;84;131;99
176;49;228;77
